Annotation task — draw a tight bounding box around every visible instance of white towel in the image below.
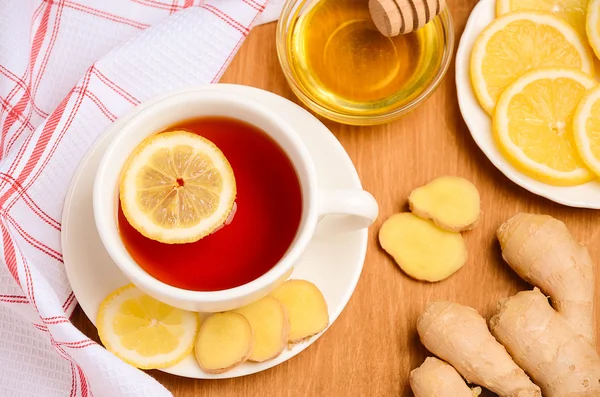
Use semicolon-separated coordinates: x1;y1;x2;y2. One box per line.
0;1;284;395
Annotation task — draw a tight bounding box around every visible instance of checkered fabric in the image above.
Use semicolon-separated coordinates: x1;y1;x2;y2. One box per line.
0;1;282;395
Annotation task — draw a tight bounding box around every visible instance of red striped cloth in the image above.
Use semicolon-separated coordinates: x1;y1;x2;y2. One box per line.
0;1;281;395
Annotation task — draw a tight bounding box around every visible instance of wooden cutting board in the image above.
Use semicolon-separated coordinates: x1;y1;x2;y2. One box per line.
72;1;600;395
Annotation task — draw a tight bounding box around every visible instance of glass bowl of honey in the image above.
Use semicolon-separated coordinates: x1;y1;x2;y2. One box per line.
276;0;454;125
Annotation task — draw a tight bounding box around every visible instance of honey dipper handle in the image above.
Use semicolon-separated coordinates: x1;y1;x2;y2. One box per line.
369;0;447;37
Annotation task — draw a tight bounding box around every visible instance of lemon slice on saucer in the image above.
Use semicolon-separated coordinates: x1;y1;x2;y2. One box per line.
574;85;600;177
120;130;236;244
97;284;199;369
587;0;600;60
496;0;589;39
493;68;596;186
470;12;594;114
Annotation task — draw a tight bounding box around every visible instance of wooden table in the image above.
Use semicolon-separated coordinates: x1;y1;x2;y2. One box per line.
72;1;600;395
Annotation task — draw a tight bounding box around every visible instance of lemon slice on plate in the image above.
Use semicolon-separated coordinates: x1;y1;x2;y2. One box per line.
574;85;600;177
493;68;596;186
471;11;594;114
496;0;589;39
588;0;600;60
97;284;200;369
120;130;236;244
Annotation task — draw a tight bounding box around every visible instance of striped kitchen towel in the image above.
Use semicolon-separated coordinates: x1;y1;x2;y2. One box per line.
0;0;283;396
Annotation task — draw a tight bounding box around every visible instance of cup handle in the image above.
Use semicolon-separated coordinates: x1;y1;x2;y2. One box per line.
317;189;379;234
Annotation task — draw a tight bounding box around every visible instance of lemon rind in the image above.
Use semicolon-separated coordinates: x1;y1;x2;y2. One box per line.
97;284;200;370
493;68;596;186
587;0;600;60
120;131;236;244
495;0;511;16
574;85;600;177
471;11;595;115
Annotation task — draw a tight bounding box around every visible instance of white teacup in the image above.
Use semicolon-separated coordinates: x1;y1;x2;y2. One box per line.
94;90;378;312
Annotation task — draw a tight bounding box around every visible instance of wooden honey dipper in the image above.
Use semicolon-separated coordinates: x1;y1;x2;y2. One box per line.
369;0;447;37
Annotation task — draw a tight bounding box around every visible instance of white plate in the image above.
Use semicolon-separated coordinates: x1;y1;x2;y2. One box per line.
62;84;369;379
456;0;600;209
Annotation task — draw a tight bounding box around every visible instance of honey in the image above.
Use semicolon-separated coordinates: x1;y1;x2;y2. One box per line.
287;0;445;118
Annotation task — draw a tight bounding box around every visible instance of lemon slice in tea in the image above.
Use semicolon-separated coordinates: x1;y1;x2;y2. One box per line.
120;130;236;244
97;284;199;369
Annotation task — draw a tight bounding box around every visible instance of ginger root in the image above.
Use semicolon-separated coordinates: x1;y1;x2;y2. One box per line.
410;357;481;397
379;213;467;282
408;176;480;232
417;301;541;396
409;213;598;395
194;312;254;374
233;296;288;362
497;213;595;346
270;280;329;343
490;288;600;397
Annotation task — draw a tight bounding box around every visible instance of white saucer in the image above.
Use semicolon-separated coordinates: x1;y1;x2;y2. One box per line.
62;84;369;379
456;0;600;209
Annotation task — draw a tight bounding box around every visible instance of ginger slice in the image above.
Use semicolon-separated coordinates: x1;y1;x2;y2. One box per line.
194;312;253;374
379;213;467;282
497;213;595;346
417;301;541;396
270;280;329;343
408;176;480;232
233;296;289;362
490;289;600;397
410;357;481;397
